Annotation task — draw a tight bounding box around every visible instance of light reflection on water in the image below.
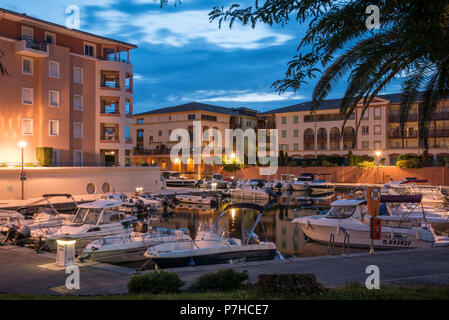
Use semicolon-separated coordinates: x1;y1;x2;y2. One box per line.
143;191;366;258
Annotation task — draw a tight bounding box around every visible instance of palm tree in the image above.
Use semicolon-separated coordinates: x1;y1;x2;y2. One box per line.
210;1;449;151
0;49;8;79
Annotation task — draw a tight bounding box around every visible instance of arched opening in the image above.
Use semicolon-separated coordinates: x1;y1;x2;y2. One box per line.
317;128;327;150
330;127;340;150
343;127;355;150
303;128;315;151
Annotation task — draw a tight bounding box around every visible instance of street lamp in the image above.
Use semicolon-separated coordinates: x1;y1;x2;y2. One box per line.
18;141;27;200
374;150;382;184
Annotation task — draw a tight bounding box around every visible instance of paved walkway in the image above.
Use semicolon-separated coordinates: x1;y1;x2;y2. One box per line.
1;245;449;296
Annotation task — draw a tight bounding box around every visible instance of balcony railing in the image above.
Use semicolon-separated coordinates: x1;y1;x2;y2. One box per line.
100;135;120;141
431;112;449;121
428;128;449;137
343;134;355;141
18;36;47;52
100;56;130;64
388;130;418;138
388;114;418;123
134;148;171;155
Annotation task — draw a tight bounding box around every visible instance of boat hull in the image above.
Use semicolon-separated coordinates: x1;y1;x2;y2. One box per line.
151;248;277;269
296;220;434;249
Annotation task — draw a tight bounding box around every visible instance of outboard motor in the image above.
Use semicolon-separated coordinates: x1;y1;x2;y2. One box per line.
245;230;260;244
14;225;30;246
134;221;148;233
135;199;147;220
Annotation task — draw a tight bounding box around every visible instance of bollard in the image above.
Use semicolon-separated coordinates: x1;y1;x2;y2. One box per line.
56;238;76;267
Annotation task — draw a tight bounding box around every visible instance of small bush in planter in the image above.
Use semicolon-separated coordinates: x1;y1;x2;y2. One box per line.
35;147;53;167
189;269;249;292
127;270;184;294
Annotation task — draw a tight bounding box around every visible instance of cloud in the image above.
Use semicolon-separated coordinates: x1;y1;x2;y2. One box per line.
91;9;293;49
179;89;304;102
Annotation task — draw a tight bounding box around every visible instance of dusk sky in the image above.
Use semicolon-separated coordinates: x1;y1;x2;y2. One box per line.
2;0;403;114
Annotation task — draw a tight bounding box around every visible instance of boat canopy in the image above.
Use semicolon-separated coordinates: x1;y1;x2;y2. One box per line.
373;194;422;203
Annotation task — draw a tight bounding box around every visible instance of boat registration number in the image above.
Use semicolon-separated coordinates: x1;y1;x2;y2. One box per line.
382;239;412;246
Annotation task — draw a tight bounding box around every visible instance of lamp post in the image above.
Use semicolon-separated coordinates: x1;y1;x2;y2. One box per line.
375;150;381;184
18;141;27;200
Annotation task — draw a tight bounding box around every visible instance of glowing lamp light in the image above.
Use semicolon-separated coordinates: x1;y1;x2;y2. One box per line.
136;187;143;193
18;141;27;148
375;151;382;157
231;208;236;219
231;152;236;159
174;158;180;164
56;239;76;246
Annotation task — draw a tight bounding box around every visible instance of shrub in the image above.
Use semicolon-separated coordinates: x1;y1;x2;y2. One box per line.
257;274;324;296
127;271;184;294
35;147;53;167
189;269;249;292
357;160;375;168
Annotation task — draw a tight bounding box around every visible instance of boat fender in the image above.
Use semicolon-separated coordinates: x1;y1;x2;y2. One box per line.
188;258;196;267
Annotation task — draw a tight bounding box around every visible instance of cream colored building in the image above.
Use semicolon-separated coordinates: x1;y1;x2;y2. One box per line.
0;8;136;166
133;102;260;171
264;93;449;165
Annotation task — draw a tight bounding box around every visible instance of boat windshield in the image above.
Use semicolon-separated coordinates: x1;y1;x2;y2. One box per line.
326;206;356;219
72;207;103;224
99;207;123;224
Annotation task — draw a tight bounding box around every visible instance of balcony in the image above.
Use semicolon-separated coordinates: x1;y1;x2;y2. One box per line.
134;148;171;155
428;128;449;138
100;124;120;143
101;71;120;89
101;98;120;116
388;130;418;138
343;133;355;141
431;112;449;121
15;36;48;58
330;133;340;141
317;133;327;141
388;113;417;123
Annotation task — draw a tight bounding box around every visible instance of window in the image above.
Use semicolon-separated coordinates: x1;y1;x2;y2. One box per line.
21;25;34;38
74;122;83;139
52;149;60;166
362;111;369;120
49;90;60;107
22;87;33;105
280;144;289;151
374;125;382;135
22;57;33;75
362;126;369;135
49;60;60;78
188;114;195;120
362;141;369;149
22;118;33;136
293;143;299;151
125;100;132;116
374;107;381;120
49;120;60;136
84;43;95;57
293;129;299;137
374;141;381;149
201;114;217;122
281;116;286;124
158;130;162;136
74;95;83;111
293;115;299;124
136;118;144;124
74;67;83;84
74;150;83;166
281;130;287;138
45;32;56;44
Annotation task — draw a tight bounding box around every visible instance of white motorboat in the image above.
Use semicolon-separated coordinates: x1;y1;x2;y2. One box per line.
143;203;278;268
175;194;216;206
308;174;335;196
382;178;447;206
41;200;136;251
132;193;164;211
162;171;197;188
0;210;25;229
278;174;295;191
292;195;449;249
230;186;269;201
80;226;191;264
292;173;315;191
